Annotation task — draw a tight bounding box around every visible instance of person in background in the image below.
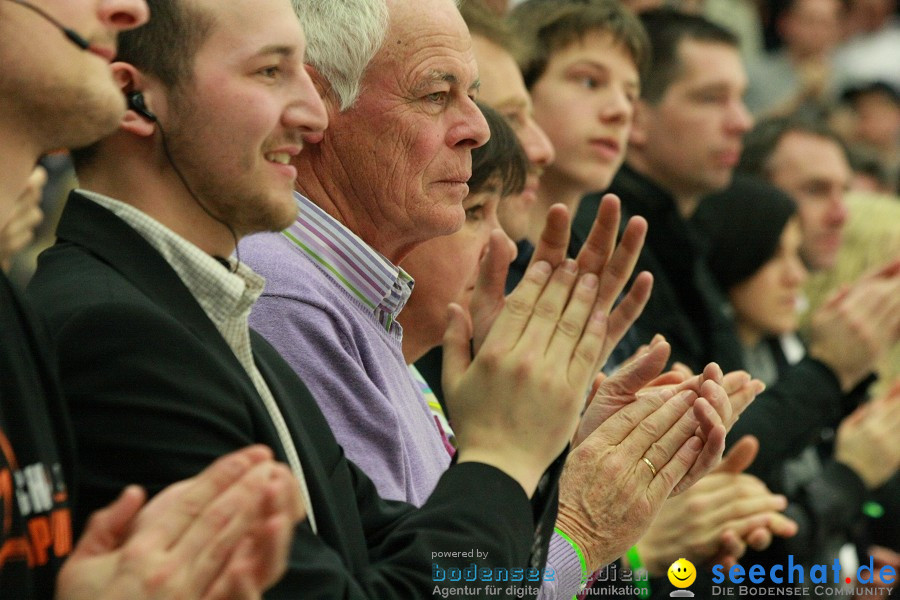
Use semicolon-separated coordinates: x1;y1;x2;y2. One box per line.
695;174;900;597
744;0;844;118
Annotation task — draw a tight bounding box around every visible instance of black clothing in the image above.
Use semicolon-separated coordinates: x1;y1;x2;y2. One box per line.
27;192;561;599
0;274;74;600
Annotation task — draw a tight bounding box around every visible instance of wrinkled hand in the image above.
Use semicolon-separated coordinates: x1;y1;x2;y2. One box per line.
835;378;900;489
469;195;652;377
56;446;305;600
635;436;798;576
555;342;725;571
594;335;763;435
1;165;45;272
444;258;609;496
808;261;900;392
573;337;748;495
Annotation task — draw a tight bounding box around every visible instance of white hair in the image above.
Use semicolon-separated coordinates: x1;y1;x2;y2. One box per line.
293;0;462;111
292;0;390;111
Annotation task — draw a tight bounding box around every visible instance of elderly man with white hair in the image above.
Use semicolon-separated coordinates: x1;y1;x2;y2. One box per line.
242;0;752;597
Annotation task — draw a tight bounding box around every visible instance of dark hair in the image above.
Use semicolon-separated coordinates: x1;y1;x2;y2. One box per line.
460;0;522;56
694;174;798;291
508;0;650;90
737;114;849;179
638;9;739;103
70;0;214;168
469;102;528;198
116;0;215;90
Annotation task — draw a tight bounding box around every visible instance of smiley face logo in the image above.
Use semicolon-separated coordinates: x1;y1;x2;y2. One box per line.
667;558;696;588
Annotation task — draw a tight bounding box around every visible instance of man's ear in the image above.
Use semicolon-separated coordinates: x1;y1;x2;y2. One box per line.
629;98;651;149
112;62;158;138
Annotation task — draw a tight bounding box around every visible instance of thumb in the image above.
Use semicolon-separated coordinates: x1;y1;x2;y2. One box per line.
470;230;514;353
442;303;474;394
605;340;671;396
71;485;146;557
716;435;759;474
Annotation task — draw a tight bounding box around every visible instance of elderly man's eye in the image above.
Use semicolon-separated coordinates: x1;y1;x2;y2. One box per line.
425;92;448;104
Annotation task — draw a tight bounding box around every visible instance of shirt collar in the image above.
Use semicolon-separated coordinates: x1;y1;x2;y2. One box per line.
282;191;414;333
79;189;265;325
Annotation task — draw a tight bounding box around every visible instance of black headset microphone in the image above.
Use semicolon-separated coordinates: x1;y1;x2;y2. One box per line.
127;91;242;271
1;0;244;271
4;0;91;50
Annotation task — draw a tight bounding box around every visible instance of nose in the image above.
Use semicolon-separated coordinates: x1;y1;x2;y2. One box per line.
285;67;329;137
786;254;808;286
451;97;491;150
98;0;150;31
599;88;632;124
726;98;753;136
519;117;555;168
826;192;848;227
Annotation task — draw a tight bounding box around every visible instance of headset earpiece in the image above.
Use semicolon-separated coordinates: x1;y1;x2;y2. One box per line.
127;91;157;122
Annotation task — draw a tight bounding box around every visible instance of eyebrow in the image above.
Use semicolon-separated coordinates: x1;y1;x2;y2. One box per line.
415;70;481;93
255;44;297;59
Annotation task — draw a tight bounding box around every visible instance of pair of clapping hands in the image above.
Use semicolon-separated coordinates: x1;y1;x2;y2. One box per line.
442;194;795;572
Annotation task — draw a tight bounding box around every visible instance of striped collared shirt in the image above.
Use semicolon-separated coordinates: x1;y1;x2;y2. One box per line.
80;189;317;533
281;192;414;335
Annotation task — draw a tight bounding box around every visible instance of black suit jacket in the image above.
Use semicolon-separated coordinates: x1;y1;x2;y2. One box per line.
28;191;558;599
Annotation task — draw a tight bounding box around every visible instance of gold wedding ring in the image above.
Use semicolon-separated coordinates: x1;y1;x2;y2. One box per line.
642;456;657;477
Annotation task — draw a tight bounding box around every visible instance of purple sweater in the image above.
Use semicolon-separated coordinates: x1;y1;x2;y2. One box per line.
241;230;450;505
240;195;583;598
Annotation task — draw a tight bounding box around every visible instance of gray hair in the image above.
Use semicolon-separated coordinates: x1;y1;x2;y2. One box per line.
292;0;390;111
293;0;462;111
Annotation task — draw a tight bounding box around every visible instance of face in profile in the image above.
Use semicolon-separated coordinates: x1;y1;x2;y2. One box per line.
153;0;328;238
315;0;489;261
0;0;150;151
729;218;808;345
632;38;752;204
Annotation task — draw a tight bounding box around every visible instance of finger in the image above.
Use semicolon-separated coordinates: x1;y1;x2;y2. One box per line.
602;341;672;397
441;303;474;393
722;370;751;396
529;204;571;268
602;271;653;366
593;215;648;316
649;434;705;502
469;231;515;353
698;372;731;431
718;529;747;562
548;272;601;365
574;194;621;277
637;395;702;477
478;260;553;351
70;485;146;558
201;537;260;600
515;258;580;352
254;514;295;588
727;379;765;427
672;398;726;494
715;435;759;474
620;388;697;458
130;446;273;546
172;462;276;595
746;527;774;551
